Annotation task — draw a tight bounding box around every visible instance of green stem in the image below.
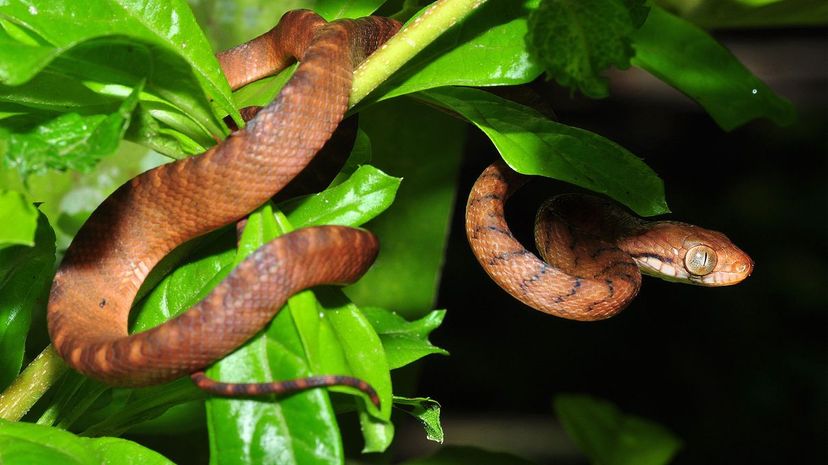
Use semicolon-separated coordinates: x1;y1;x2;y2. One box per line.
0;345;67;421
350;0;488;105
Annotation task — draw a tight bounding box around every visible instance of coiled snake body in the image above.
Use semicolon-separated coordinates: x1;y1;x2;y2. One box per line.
466;161;753;321
47;11;400;404
47;10;753;403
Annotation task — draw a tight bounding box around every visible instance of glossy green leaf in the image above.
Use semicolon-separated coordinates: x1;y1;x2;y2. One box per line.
416;87;668;216
206;205;344;465
0;189;37;247
0;0;235;122
4;82;142;177
283;164;401;228
393;396;443;443
313;290;393;452
362;307;447;370
526;0;647;98
345;98;466;317
0;211;54;391
0;419;174;465
316;0;388;20
367;0;542;104
0;0;237;159
631;5;795;130
400;445;537;465
554;394;683;465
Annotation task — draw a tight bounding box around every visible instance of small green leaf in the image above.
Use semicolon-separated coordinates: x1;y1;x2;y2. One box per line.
554;394;683;465
631;5;795;130
416;87;668;216
0;210;55;391
283;164;401;228
0;189;37;247
526;0;647;98
362;307;448;370
0;419;174;465
393;396;444;443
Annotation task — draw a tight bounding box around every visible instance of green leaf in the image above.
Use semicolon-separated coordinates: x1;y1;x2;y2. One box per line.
0;210;55;391
393;396;444;443
362;307;447;370
400;445;537;465
3;82;142;177
0;189;37;247
554;394;683;465
526;0;647;98
0;0;237;155
345;98;466;317
205;205;345;465
283;164;401;228
416;87;668;216
313;290;394;452
631;5;795;130
0;419;174;465
367;0;542;104
80;379;204;437
316;0;388;20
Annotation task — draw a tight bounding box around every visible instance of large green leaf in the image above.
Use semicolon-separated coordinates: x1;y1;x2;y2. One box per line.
0;189;37;248
366;0;542;104
0;211;55;391
0;419;174;465
554;394;683;465
631;5;795;130
526;0;648;98
0;0;238;161
345;98;466;317
416;87;668;216
205;206;345;465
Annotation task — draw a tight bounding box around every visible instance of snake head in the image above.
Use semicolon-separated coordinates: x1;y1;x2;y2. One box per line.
625;222;754;286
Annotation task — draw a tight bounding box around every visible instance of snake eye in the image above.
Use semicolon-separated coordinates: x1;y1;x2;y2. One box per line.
684;245;718;276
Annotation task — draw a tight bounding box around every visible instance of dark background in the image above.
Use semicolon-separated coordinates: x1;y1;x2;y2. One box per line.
401;27;827;465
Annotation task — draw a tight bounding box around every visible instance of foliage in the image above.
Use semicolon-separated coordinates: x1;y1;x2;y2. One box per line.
554;394;682;465
0;0;799;463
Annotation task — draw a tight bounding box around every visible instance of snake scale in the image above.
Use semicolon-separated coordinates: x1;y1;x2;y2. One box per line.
47;10;753;405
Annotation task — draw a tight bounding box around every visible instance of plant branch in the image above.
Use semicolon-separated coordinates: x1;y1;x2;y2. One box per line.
0;346;67;421
350;0;487;105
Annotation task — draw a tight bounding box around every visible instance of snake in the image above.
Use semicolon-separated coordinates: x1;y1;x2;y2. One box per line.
465;161;754;321
47;8;753;407
47;11;400;407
